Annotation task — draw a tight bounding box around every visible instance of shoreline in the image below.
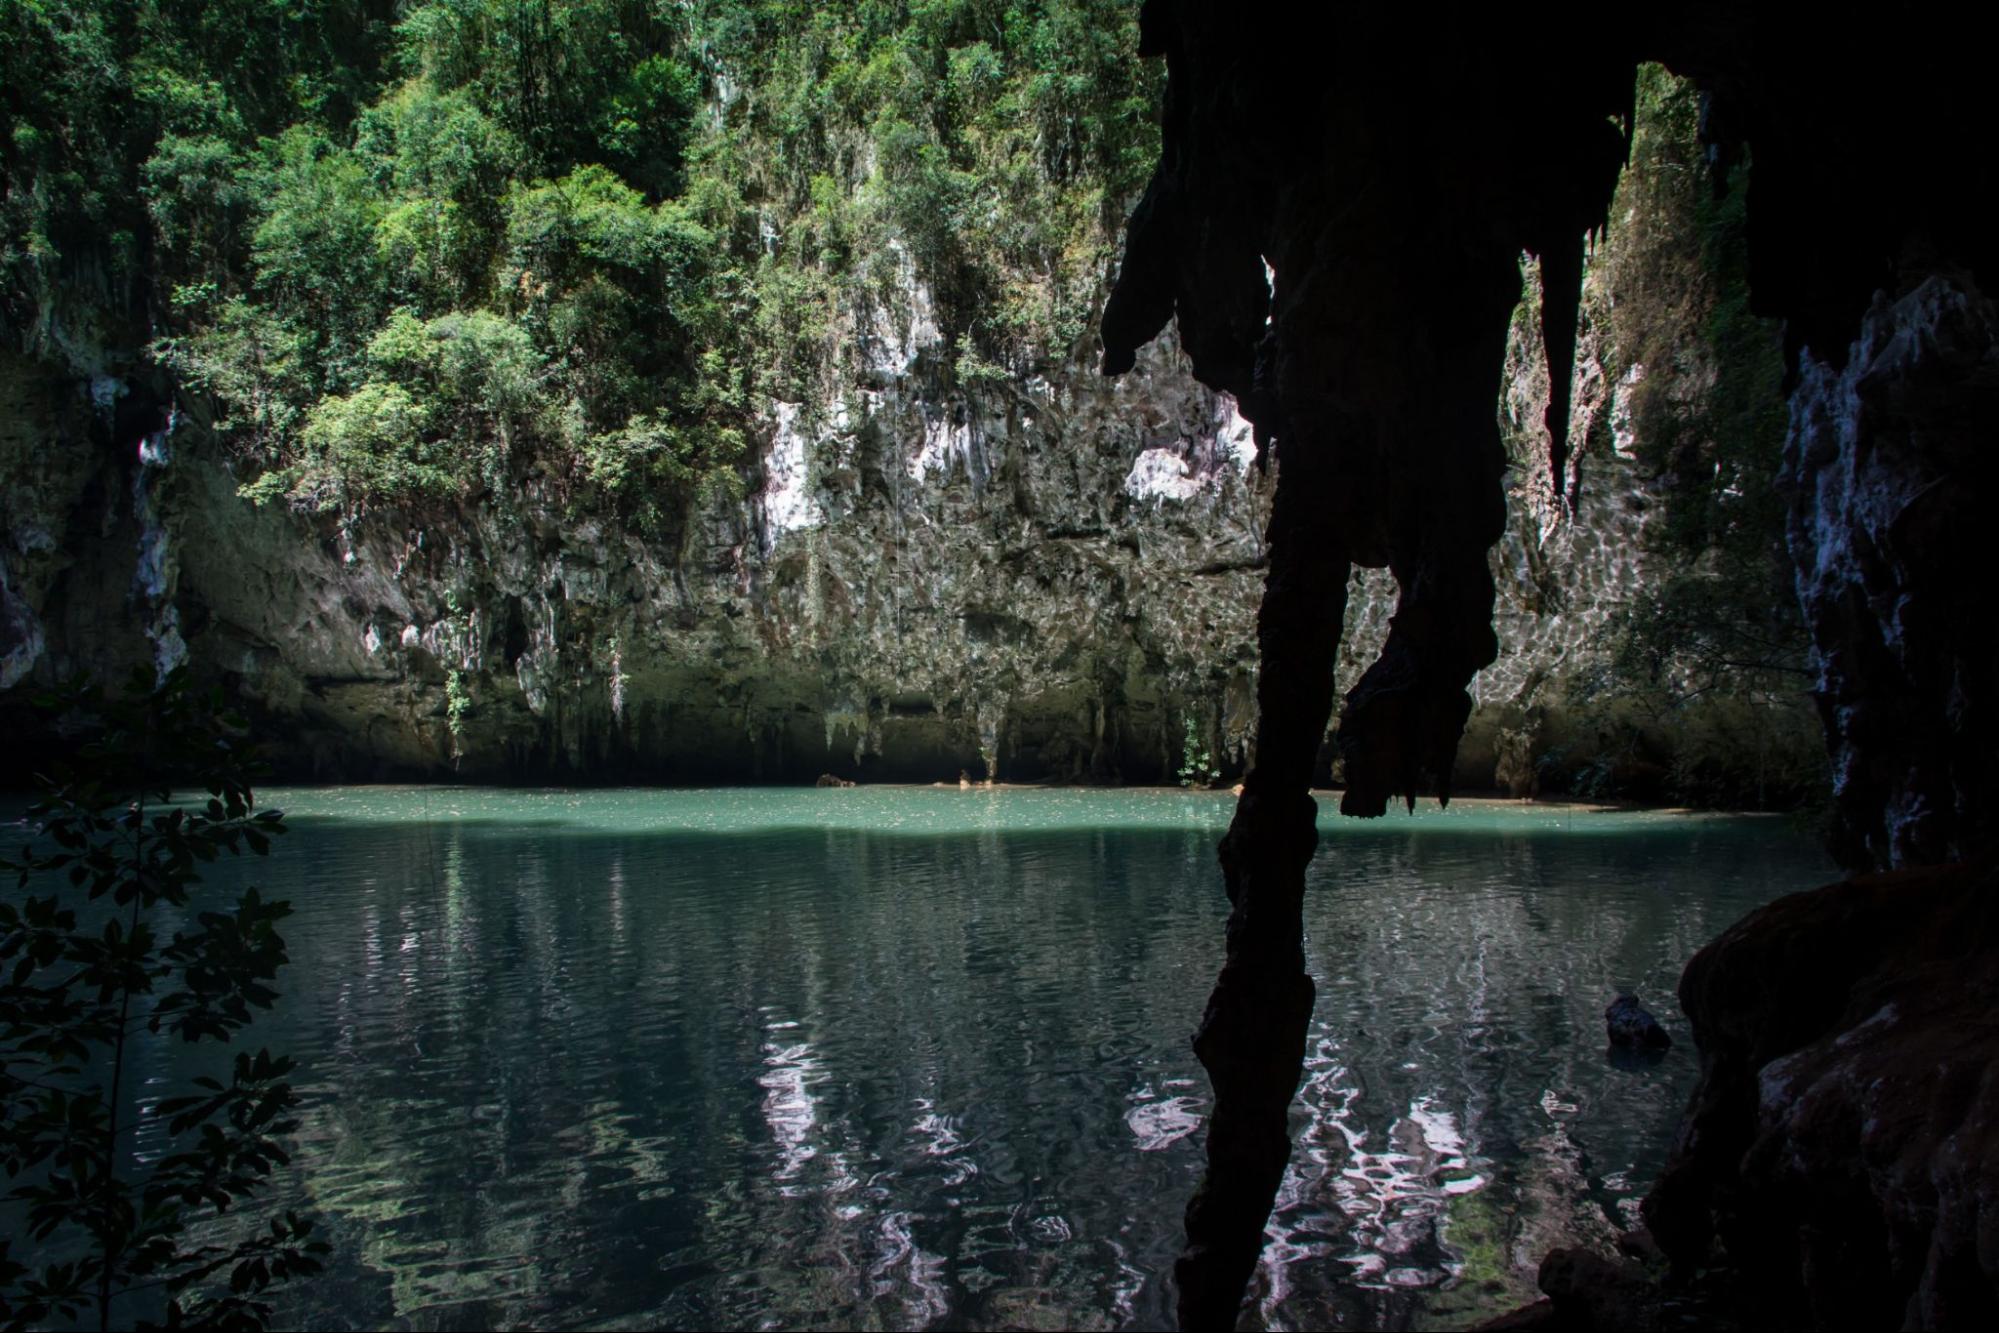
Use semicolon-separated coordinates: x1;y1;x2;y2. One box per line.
1;775;1805;821
209;779;1778;820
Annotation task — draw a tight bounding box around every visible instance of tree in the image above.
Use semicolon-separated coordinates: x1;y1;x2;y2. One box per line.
0;669;324;1332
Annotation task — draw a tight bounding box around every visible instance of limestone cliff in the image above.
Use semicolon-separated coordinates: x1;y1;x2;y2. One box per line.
1;270;1653;787
1783;273;1999;871
0;67;1782;795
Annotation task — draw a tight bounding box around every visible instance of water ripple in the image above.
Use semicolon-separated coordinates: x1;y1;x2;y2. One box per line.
81;788;1833;1331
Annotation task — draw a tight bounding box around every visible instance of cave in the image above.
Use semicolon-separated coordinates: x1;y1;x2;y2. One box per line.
1098;2;1999;1327
2;2;1995;1328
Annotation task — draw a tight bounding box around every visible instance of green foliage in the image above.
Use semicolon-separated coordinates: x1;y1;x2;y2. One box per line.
224;304;548;509
295;380;446;505
0;668;322;1331
6;0;1156;522
1;1;395;369
954;333;1012;383
354;82;519;305
143;133;255;285
1177;714;1220;789
248;128;390;372
688;0;1159;392
445;668;472;745
394;0;698;198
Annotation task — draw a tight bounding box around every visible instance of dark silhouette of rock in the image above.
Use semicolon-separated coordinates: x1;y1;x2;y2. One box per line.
1473;1234;1753;1332
1471;1298;1562;1332
1534;1248;1670;1333
1102;10;1631;1320
1469;1248;1674;1333
1613;1228;1666;1266
1606;994;1671;1051
1101;3;1999;1326
812;773;855;788
1643;858;1999;1329
1784;275;1999;872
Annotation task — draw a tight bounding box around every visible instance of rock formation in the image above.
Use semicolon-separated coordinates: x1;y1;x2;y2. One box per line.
1604;996;1671;1053
1783;275;1999;873
2;196;1698;792
1644;858;1999;1328
1100;2;1999;1326
1100;7;1638;1322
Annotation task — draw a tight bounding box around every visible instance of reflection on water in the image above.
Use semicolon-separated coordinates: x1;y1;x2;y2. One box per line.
126;788;1828;1330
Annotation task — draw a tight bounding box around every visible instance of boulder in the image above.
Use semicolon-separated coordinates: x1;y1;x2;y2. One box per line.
1643;858;1999;1328
1605;994;1671;1051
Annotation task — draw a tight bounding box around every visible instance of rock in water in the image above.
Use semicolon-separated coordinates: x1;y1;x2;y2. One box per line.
813;773;855;788
1606;995;1671;1050
1643;860;1999;1327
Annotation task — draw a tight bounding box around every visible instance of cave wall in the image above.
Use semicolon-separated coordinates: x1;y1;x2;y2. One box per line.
1096;2;1999;1326
1783;274;1999;871
0;52;1808;798
1626;273;1999;1332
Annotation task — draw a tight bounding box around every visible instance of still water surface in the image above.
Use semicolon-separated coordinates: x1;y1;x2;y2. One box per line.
145;788;1828;1330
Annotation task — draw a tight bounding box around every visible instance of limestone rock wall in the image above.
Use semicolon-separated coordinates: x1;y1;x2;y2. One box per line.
1783;273;1999;870
1;272;1653;787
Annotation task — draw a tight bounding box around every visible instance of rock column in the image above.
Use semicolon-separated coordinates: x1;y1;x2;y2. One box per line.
1176;442;1347;1326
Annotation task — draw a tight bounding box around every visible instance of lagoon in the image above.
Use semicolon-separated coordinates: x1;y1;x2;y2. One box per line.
144;788;1829;1329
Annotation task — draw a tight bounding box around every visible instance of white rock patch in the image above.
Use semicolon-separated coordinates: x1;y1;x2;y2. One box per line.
759;402;824;551
908;412;975;484
1216;392;1257;471
1123;447;1206;503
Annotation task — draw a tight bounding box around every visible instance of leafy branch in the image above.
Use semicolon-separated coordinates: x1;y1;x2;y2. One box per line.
0;669;325;1332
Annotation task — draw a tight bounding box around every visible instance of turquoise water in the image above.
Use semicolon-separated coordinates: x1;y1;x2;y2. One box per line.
66;788;1833;1329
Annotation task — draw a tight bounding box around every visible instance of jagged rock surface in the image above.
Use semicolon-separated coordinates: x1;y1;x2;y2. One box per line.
1099;2;1999;1328
1098;5;1643;1323
1643;858;1999;1330
2;272;1652;787
1782;273;1999;872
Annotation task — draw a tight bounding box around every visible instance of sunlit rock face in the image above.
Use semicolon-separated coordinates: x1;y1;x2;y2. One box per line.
0;315;1266;781
0;270;1656;786
1783;273;1999;871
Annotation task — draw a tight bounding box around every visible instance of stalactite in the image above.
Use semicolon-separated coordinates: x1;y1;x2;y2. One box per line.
1178;512;1345;1326
1103;5;1645;1325
1537;229;1585;502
